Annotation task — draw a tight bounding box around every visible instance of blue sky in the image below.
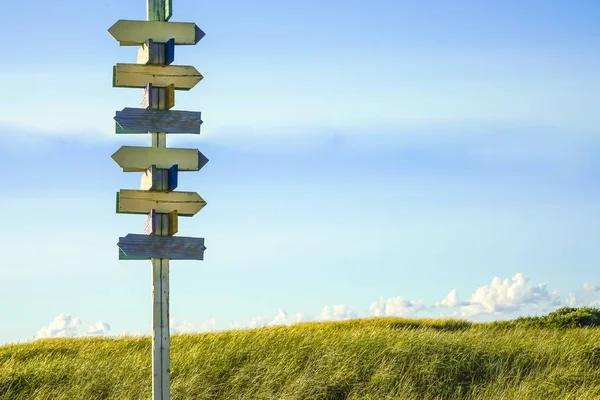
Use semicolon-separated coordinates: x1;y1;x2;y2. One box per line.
1;0;600;342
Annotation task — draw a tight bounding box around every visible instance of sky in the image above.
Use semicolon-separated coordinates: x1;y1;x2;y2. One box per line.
1;0;599;342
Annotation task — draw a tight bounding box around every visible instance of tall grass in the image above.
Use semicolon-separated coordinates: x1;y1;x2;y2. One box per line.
1;309;600;399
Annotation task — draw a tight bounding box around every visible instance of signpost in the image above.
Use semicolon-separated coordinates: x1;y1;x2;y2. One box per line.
109;0;206;398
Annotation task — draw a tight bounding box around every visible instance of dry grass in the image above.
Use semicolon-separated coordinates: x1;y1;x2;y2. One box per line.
1;314;600;399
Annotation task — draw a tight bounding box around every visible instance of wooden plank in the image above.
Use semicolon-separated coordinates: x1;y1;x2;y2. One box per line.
116;189;206;216
144;4;172;400
168;210;178;236
165;39;175;65
165;0;172;21
108;20;203;45
119;248;150;260
165;84;175;109
140;165;178;191
114;111;146;134
145;209;178;236
103;145;205;173
118;234;206;260
152;258;170;400
115;107;202;134
113;63;202;90
148;0;167;21
167;165;178;191
142;84;174;110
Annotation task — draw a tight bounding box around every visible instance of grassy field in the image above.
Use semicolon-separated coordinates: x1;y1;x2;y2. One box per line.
1;307;600;399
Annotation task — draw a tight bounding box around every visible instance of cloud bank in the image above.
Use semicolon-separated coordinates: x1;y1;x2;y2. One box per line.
34;313;110;339
33;273;600;338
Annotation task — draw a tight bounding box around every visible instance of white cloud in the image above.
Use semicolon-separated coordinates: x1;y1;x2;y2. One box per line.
589;299;600;307
34;313;111;339
583;283;600;292
246;309;305;329
436;289;465;308
36;275;597;341
458;273;558;317
369;296;425;317
170;318;217;334
267;309;304;326
565;293;578;307
317;305;357;321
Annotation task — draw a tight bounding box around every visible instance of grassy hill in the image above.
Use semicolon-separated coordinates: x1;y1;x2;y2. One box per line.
1;307;600;399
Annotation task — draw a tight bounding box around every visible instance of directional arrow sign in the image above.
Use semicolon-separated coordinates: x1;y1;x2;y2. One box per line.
108;20;205;46
111;146;208;172
118;234;206;260
115;108;202;134
113;64;202;90
116;189;206;216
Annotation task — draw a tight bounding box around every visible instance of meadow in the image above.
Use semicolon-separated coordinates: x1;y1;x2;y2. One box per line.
1;307;599;399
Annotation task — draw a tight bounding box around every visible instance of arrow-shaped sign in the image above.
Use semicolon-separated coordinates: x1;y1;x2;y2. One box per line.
113;63;202;90
111;146;208;172
108;20;205;46
118;234;206;260
115;108;202;134
116;189;206;216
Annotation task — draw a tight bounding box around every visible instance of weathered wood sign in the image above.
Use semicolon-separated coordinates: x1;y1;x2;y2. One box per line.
109;0;206;398
116;189;206;216
111;146;208;172
113;64;203;90
108;20;204;46
118;234;206;260
148;0;173;22
115;107;202;134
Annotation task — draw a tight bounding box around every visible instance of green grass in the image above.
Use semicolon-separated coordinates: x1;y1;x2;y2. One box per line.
2;308;600;399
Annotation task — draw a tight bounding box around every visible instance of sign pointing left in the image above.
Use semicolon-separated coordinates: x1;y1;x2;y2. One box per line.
108;20;204;46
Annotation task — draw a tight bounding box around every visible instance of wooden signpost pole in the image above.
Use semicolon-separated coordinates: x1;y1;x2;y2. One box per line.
146;3;172;399
109;0;207;398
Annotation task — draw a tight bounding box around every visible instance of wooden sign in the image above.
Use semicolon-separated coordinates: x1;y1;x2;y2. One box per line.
140;165;178;191
115;107;202;134
141;83;175;110
110;0;206;398
112;63;203;90
148;0;172;22
118;234;206;260
116;189;206;216
138;39;175;65
145;209;178;236
111;146;209;172
108;20;204;46
119;248;150;261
